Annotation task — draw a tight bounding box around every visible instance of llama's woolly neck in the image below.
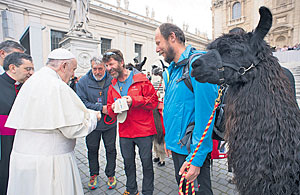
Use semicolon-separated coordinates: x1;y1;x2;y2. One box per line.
224;58;300;195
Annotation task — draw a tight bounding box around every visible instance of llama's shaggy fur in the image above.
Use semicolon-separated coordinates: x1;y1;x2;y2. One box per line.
191;7;300;195
152;106;166;164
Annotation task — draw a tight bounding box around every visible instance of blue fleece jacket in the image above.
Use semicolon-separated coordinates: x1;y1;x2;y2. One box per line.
163;45;218;167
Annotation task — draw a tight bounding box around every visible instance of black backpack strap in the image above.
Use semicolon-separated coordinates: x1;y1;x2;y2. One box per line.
176;52;203;93
178;122;195;153
182;62;194;93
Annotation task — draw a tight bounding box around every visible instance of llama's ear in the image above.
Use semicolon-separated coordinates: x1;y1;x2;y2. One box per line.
250;6;272;47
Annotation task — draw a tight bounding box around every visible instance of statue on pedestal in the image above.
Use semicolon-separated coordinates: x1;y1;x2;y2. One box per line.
69;0;92;37
151;8;155;19
116;0;121;7
167;15;173;23
124;0;129;10
146;6;149;17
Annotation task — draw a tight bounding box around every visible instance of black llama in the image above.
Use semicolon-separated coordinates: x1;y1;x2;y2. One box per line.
191;7;300;195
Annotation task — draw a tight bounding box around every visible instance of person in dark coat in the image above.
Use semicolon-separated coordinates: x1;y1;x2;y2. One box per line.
0;52;33;195
76;56;117;190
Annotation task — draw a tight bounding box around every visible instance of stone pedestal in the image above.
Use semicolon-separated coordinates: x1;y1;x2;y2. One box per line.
59;35;100;76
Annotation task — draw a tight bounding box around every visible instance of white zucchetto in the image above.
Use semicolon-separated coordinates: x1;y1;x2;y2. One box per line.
48;48;75;60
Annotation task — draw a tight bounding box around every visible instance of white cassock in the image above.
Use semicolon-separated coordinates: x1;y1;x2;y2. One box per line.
5;66;98;195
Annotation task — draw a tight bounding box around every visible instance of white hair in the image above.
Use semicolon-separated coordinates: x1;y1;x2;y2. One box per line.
90;56;104;66
46;59;72;68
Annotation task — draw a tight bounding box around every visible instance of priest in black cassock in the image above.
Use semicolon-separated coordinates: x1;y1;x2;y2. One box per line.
0;52;34;195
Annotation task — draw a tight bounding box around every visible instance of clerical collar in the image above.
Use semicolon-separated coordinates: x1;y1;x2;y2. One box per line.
0;66;4;74
5;72;17;84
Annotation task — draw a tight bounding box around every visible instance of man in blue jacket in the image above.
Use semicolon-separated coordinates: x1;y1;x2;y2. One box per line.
76;56;117;190
155;23;218;194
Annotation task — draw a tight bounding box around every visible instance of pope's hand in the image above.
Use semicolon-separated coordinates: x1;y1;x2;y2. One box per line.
96;111;101;121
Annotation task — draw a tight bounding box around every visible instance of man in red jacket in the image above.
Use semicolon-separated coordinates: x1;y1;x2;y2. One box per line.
103;49;158;195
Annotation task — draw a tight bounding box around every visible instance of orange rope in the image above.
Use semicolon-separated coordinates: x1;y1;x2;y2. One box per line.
178;88;224;195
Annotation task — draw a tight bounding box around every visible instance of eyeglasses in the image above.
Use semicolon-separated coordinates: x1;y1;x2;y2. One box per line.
24;67;34;71
103;52;116;56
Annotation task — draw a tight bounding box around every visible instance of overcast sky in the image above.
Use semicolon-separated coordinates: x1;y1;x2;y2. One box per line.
99;0;213;39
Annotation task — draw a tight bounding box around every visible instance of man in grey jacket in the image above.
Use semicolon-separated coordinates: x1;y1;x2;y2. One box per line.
76;56;117;190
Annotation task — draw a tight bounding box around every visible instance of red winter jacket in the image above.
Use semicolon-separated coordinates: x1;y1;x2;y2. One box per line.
107;70;158;138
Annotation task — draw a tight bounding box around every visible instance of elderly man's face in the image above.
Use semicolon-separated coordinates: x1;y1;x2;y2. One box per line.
91;61;106;80
14;59;34;83
62;59;77;83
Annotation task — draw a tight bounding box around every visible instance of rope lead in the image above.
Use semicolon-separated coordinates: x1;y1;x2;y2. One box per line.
178;88;224;195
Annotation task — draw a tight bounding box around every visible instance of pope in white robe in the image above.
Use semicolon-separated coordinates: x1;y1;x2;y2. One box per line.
5;48;100;195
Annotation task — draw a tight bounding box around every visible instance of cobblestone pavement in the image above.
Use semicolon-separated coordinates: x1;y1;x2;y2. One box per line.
74;136;239;195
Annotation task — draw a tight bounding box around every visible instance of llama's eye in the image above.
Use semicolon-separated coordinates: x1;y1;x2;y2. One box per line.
224;50;232;56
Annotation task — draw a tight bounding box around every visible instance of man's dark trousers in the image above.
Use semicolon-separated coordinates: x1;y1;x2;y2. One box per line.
120;136;154;195
172;151;213;195
86;126;117;177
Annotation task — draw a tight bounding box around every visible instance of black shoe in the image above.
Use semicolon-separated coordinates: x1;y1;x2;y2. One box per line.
158;161;165;167
153;157;160;163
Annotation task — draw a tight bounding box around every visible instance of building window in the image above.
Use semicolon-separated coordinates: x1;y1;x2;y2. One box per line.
134;43;142;62
51;30;66;51
232;2;241;20
20;28;30;55
101;38;112;54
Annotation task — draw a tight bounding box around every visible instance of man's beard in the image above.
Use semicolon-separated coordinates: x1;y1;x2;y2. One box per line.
164;45;175;64
94;73;104;80
109;65;123;79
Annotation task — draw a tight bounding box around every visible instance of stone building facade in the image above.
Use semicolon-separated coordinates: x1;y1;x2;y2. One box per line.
0;0;209;73
211;0;300;48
